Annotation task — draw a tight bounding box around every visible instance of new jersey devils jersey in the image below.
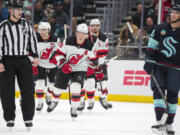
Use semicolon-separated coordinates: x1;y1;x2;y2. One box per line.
96;32;109;65
54;36;97;72
37;35;57;68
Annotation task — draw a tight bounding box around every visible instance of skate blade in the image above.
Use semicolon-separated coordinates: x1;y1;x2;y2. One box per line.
72;117;76;121
36;111;42;114
152;129;165;135
26;127;31;132
9;127;13;132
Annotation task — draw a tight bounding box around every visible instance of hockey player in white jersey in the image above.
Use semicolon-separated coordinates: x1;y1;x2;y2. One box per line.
34;22;58;112
78;19;112;111
77;30;99;111
89;19;112;109
47;23;97;119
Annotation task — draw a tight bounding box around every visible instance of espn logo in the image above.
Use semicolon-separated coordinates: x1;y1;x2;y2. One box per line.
123;70;150;86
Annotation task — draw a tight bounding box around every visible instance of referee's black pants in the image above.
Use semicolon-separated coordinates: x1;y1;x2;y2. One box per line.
0;56;35;122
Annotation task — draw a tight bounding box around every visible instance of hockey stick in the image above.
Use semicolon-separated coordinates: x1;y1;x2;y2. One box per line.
88;26;94;42
64;24;67;40
88;55;119;70
151;70;169;125
105;55;118;64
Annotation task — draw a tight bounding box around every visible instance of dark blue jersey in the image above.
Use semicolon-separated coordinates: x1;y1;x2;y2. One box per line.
146;23;180;69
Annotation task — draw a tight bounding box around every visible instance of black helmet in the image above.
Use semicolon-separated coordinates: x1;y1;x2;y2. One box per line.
171;4;180;12
7;0;24;8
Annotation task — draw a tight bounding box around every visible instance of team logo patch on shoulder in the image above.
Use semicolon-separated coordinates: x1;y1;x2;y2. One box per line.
161;29;166;35
22;27;28;35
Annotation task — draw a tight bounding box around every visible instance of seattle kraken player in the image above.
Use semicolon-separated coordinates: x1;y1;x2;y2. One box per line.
143;4;180;135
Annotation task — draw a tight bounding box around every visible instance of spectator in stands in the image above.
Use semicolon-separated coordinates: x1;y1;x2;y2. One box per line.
162;0;172;22
116;27;138;59
117;17;139;59
119;16;139;43
54;1;70;38
34;1;44;24
63;0;70;17
0;0;9;23
33;24;39;35
144;16;155;35
24;10;31;22
43;4;55;20
132;3;143;28
24;0;32;12
145;0;159;17
118;28;134;45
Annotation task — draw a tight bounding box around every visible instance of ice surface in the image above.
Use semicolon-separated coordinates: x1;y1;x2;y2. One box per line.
0;99;180;135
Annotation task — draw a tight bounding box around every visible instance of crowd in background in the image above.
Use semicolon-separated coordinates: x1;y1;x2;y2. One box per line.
0;0;95;39
116;0;176;59
0;0;179;59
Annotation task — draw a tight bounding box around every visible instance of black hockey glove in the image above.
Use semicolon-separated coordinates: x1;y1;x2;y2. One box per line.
143;62;156;75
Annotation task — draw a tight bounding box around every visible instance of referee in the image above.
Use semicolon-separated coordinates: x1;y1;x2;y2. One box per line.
0;0;38;129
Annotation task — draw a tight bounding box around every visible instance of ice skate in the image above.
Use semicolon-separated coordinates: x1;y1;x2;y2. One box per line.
25;121;33;132
7;120;14;132
77;99;85;111
71;107;78;121
87;101;94;110
47;101;58;113
107;102;113;109
165;124;175;135
36;102;43;111
151;122;166;135
46;95;51;105
99;97;109;109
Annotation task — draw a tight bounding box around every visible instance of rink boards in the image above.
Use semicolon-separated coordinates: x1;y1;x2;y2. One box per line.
15;60;180;105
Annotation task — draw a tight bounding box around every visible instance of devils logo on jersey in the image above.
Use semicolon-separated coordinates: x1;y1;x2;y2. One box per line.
68;54;84;65
40;43;55;59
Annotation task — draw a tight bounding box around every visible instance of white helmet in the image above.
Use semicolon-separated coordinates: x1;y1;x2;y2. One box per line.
90;19;101;26
77;23;88;34
38;22;51;33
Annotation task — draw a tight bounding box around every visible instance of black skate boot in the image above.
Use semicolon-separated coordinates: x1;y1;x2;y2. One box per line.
46;95;51;105
77;100;85;111
107;102;113;109
7;120;14;132
25;121;33;132
36;103;43;111
166;124;175;135
47;101;58;113
71;107;78;121
151;122;166;135
99;98;109;109
87;101;94;110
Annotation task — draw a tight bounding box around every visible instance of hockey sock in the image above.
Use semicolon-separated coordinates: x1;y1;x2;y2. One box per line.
71;93;81;108
80;89;86;98
36;89;44;102
166;103;177;124
154;99;166;122
86;91;95;101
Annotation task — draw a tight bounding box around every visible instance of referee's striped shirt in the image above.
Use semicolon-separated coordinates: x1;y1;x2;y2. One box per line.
0;18;38;62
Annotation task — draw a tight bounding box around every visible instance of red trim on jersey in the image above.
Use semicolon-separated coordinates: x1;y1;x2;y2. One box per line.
96;49;108;54
158;62;180;68
146;48;157;52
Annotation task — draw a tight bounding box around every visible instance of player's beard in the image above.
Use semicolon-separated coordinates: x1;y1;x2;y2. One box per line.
170;18;180;24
